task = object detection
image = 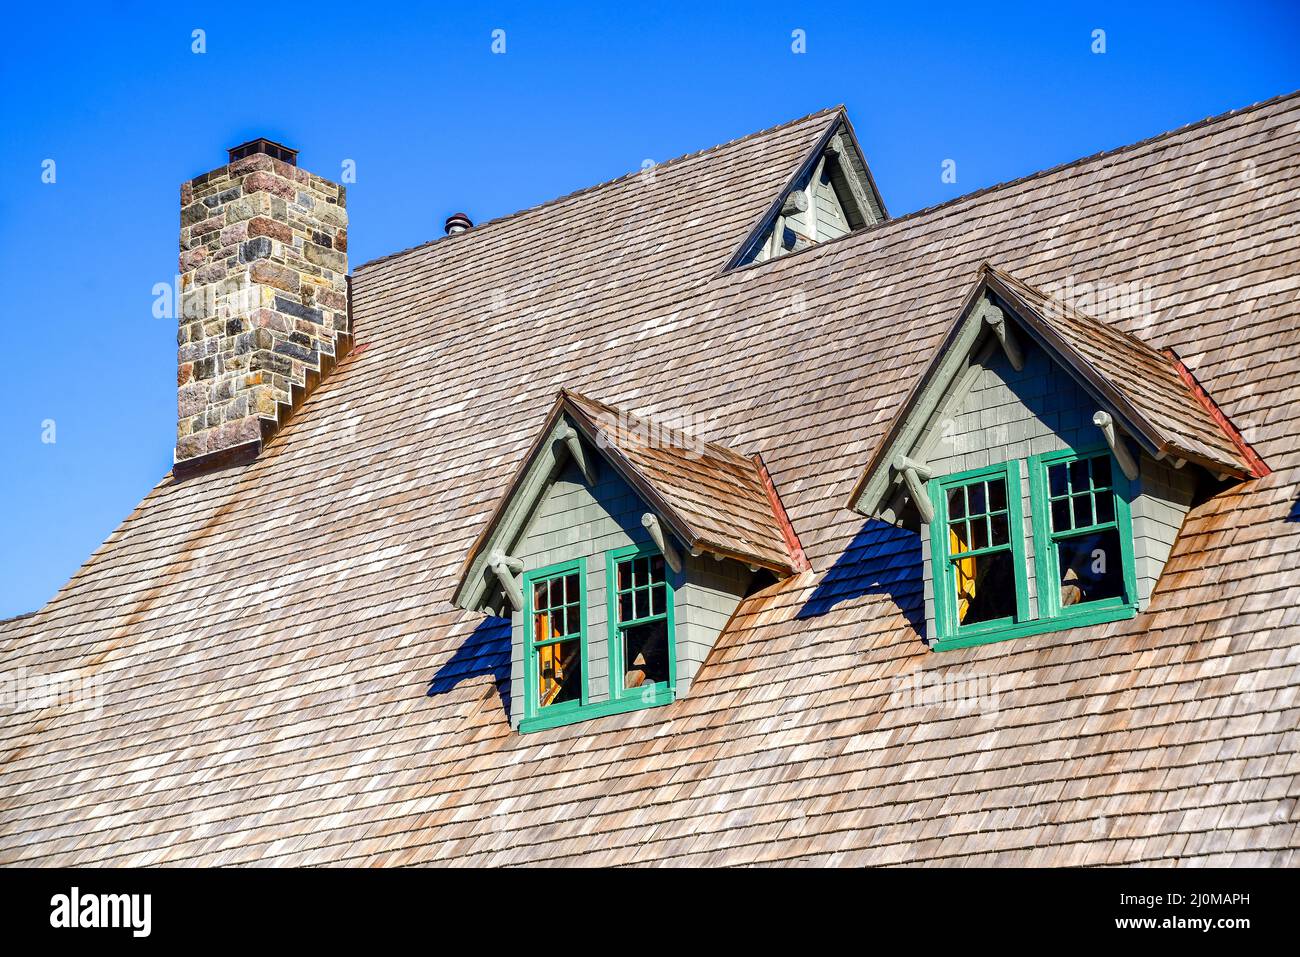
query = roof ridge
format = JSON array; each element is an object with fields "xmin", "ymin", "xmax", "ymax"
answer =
[{"xmin": 354, "ymin": 106, "xmax": 843, "ymax": 273}]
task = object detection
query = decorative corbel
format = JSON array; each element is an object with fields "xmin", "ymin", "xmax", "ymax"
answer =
[
  {"xmin": 1092, "ymin": 411, "xmax": 1139, "ymax": 481},
  {"xmin": 641, "ymin": 513, "xmax": 683, "ymax": 574},
  {"xmin": 982, "ymin": 302, "xmax": 1024, "ymax": 371},
  {"xmin": 892, "ymin": 454, "xmax": 934, "ymax": 524},
  {"xmin": 554, "ymin": 423, "xmax": 597, "ymax": 486},
  {"xmin": 488, "ymin": 550, "xmax": 524, "ymax": 612}
]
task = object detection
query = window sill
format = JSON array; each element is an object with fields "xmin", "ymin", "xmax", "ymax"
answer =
[
  {"xmin": 931, "ymin": 602, "xmax": 1137, "ymax": 652},
  {"xmin": 518, "ymin": 686, "xmax": 675, "ymax": 733}
]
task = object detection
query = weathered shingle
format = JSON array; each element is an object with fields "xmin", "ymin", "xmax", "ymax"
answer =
[{"xmin": 1, "ymin": 95, "xmax": 1297, "ymax": 866}]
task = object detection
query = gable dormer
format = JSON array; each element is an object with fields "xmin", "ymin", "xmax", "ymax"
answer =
[
  {"xmin": 728, "ymin": 111, "xmax": 888, "ymax": 269},
  {"xmin": 849, "ymin": 265, "xmax": 1267, "ymax": 651},
  {"xmin": 452, "ymin": 390, "xmax": 809, "ymax": 732}
]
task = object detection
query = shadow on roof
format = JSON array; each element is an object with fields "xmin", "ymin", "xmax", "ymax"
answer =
[
  {"xmin": 795, "ymin": 520, "xmax": 926, "ymax": 640},
  {"xmin": 427, "ymin": 615, "xmax": 513, "ymax": 722}
]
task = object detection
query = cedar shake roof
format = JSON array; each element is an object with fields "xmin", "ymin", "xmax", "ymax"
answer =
[
  {"xmin": 454, "ymin": 389, "xmax": 805, "ymax": 597},
  {"xmin": 986, "ymin": 265, "xmax": 1259, "ymax": 476},
  {"xmin": 3, "ymin": 95, "xmax": 1299, "ymax": 866}
]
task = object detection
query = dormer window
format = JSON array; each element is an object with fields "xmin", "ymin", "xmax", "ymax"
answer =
[
  {"xmin": 931, "ymin": 462, "xmax": 1027, "ymax": 637},
  {"xmin": 452, "ymin": 389, "xmax": 809, "ymax": 732},
  {"xmin": 609, "ymin": 545, "xmax": 674, "ymax": 703},
  {"xmin": 726, "ymin": 113, "xmax": 888, "ymax": 269},
  {"xmin": 849, "ymin": 264, "xmax": 1268, "ymax": 652},
  {"xmin": 524, "ymin": 560, "xmax": 587, "ymax": 720},
  {"xmin": 1030, "ymin": 448, "xmax": 1135, "ymax": 620}
]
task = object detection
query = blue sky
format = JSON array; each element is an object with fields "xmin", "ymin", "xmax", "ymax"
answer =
[{"xmin": 1, "ymin": 1, "xmax": 1297, "ymax": 619}]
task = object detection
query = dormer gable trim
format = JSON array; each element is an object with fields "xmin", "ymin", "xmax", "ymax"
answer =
[
  {"xmin": 724, "ymin": 109, "xmax": 889, "ymax": 271},
  {"xmin": 453, "ymin": 390, "xmax": 806, "ymax": 614},
  {"xmin": 849, "ymin": 264, "xmax": 1266, "ymax": 524}
]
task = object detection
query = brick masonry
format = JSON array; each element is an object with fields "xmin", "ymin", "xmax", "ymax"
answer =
[{"xmin": 175, "ymin": 149, "xmax": 349, "ymax": 464}]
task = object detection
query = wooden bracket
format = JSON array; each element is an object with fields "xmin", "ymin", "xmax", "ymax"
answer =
[
  {"xmin": 641, "ymin": 513, "xmax": 683, "ymax": 574},
  {"xmin": 892, "ymin": 454, "xmax": 934, "ymax": 524},
  {"xmin": 981, "ymin": 302, "xmax": 1024, "ymax": 371},
  {"xmin": 1092, "ymin": 411, "xmax": 1139, "ymax": 481},
  {"xmin": 488, "ymin": 550, "xmax": 524, "ymax": 612},
  {"xmin": 555, "ymin": 423, "xmax": 597, "ymax": 485}
]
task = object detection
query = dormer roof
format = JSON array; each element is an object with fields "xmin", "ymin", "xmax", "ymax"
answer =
[
  {"xmin": 452, "ymin": 389, "xmax": 808, "ymax": 613},
  {"xmin": 850, "ymin": 264, "xmax": 1268, "ymax": 520}
]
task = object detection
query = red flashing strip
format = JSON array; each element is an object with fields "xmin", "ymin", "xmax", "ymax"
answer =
[
  {"xmin": 1165, "ymin": 349, "xmax": 1271, "ymax": 478},
  {"xmin": 753, "ymin": 454, "xmax": 812, "ymax": 573}
]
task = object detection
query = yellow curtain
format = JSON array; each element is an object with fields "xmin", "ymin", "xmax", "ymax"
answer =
[{"xmin": 950, "ymin": 527, "xmax": 977, "ymax": 622}]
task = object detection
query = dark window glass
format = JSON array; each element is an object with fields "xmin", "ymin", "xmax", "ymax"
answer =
[
  {"xmin": 1051, "ymin": 498, "xmax": 1071, "ymax": 532},
  {"xmin": 953, "ymin": 550, "xmax": 1018, "ymax": 626},
  {"xmin": 948, "ymin": 487, "xmax": 966, "ymax": 519},
  {"xmin": 1049, "ymin": 463, "xmax": 1068, "ymax": 497},
  {"xmin": 622, "ymin": 620, "xmax": 670, "ymax": 689},
  {"xmin": 1056, "ymin": 528, "xmax": 1124, "ymax": 607},
  {"xmin": 990, "ymin": 513, "xmax": 1009, "ymax": 546},
  {"xmin": 651, "ymin": 585, "xmax": 666, "ymax": 616},
  {"xmin": 971, "ymin": 518, "xmax": 989, "ymax": 550},
  {"xmin": 968, "ymin": 483, "xmax": 986, "ymax": 516},
  {"xmin": 619, "ymin": 592, "xmax": 633, "ymax": 622},
  {"xmin": 1069, "ymin": 459, "xmax": 1089, "ymax": 491},
  {"xmin": 989, "ymin": 477, "xmax": 1007, "ymax": 512},
  {"xmin": 1072, "ymin": 494, "xmax": 1093, "ymax": 528},
  {"xmin": 1095, "ymin": 493, "xmax": 1115, "ymax": 524}
]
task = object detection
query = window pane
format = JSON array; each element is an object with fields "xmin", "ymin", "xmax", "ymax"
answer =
[
  {"xmin": 533, "ymin": 581, "xmax": 548, "ymax": 608},
  {"xmin": 1051, "ymin": 498, "xmax": 1071, "ymax": 532},
  {"xmin": 634, "ymin": 588, "xmax": 649, "ymax": 620},
  {"xmin": 953, "ymin": 550, "xmax": 1018, "ymax": 626},
  {"xmin": 635, "ymin": 557, "xmax": 649, "ymax": 586},
  {"xmin": 549, "ymin": 578, "xmax": 564, "ymax": 607},
  {"xmin": 968, "ymin": 482, "xmax": 987, "ymax": 517},
  {"xmin": 1072, "ymin": 494, "xmax": 1093, "ymax": 528},
  {"xmin": 538, "ymin": 639, "xmax": 582, "ymax": 707},
  {"xmin": 534, "ymin": 611, "xmax": 552, "ymax": 642},
  {"xmin": 619, "ymin": 591, "xmax": 633, "ymax": 623},
  {"xmin": 1056, "ymin": 528, "xmax": 1125, "ymax": 607},
  {"xmin": 649, "ymin": 554, "xmax": 665, "ymax": 582},
  {"xmin": 1049, "ymin": 464, "xmax": 1068, "ymax": 498},
  {"xmin": 617, "ymin": 560, "xmax": 631, "ymax": 591},
  {"xmin": 1095, "ymin": 492, "xmax": 1115, "ymax": 524},
  {"xmin": 651, "ymin": 583, "xmax": 666, "ymax": 616},
  {"xmin": 565, "ymin": 604, "xmax": 581, "ymax": 637},
  {"xmin": 564, "ymin": 573, "xmax": 579, "ymax": 604},
  {"xmin": 948, "ymin": 487, "xmax": 966, "ymax": 520},
  {"xmin": 988, "ymin": 477, "xmax": 1007, "ymax": 512},
  {"xmin": 971, "ymin": 517, "xmax": 989, "ymax": 550},
  {"xmin": 990, "ymin": 513, "xmax": 1009, "ymax": 546},
  {"xmin": 948, "ymin": 522, "xmax": 970, "ymax": 556},
  {"xmin": 1069, "ymin": 459, "xmax": 1089, "ymax": 492},
  {"xmin": 622, "ymin": 619, "xmax": 670, "ymax": 689},
  {"xmin": 1092, "ymin": 456, "xmax": 1112, "ymax": 489}
]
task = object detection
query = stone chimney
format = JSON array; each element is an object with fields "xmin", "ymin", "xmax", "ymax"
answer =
[{"xmin": 175, "ymin": 139, "xmax": 350, "ymax": 475}]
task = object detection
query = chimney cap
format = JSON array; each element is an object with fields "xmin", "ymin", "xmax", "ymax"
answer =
[
  {"xmin": 445, "ymin": 212, "xmax": 473, "ymax": 235},
  {"xmin": 228, "ymin": 138, "xmax": 298, "ymax": 166}
]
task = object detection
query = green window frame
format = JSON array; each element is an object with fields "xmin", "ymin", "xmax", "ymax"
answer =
[
  {"xmin": 1028, "ymin": 446, "xmax": 1138, "ymax": 625},
  {"xmin": 929, "ymin": 460, "xmax": 1030, "ymax": 646},
  {"xmin": 929, "ymin": 448, "xmax": 1140, "ymax": 652},
  {"xmin": 605, "ymin": 543, "xmax": 676, "ymax": 708},
  {"xmin": 521, "ymin": 558, "xmax": 588, "ymax": 727}
]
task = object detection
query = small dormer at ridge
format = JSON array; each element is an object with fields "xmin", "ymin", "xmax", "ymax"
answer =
[
  {"xmin": 728, "ymin": 111, "xmax": 888, "ymax": 269},
  {"xmin": 849, "ymin": 265, "xmax": 1268, "ymax": 652},
  {"xmin": 452, "ymin": 390, "xmax": 809, "ymax": 732}
]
